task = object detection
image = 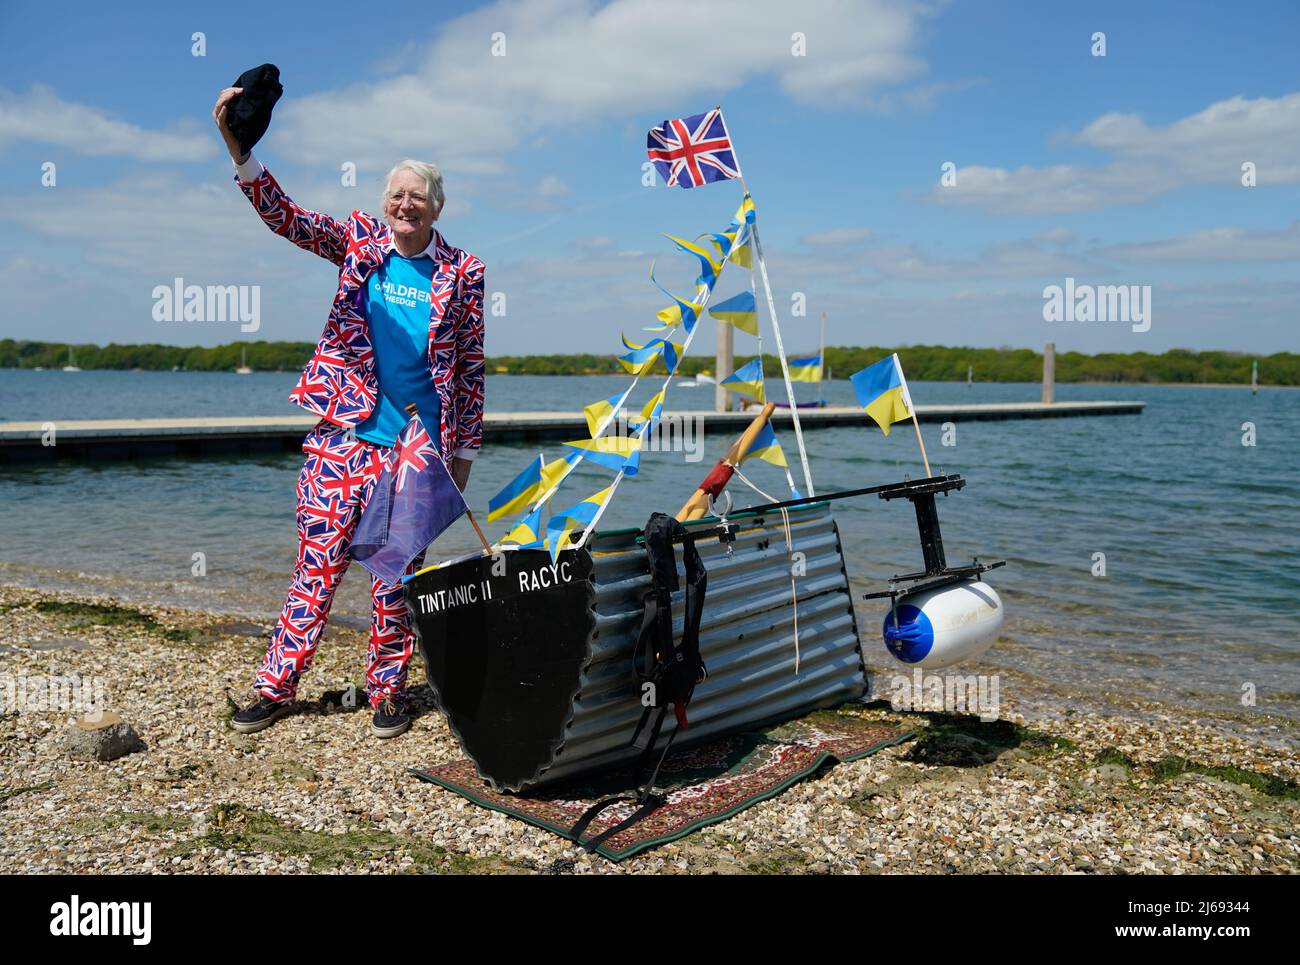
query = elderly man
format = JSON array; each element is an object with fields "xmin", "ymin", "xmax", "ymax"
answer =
[{"xmin": 213, "ymin": 86, "xmax": 485, "ymax": 738}]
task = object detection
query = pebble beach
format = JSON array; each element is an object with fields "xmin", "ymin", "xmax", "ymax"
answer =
[{"xmin": 2, "ymin": 584, "xmax": 1296, "ymax": 875}]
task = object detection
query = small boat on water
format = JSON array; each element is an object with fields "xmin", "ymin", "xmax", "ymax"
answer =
[
  {"xmin": 235, "ymin": 348, "xmax": 252, "ymax": 375},
  {"xmin": 62, "ymin": 347, "xmax": 81, "ymax": 372},
  {"xmin": 677, "ymin": 372, "xmax": 716, "ymax": 388}
]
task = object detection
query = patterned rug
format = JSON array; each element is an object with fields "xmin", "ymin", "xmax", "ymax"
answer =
[{"xmin": 410, "ymin": 714, "xmax": 913, "ymax": 861}]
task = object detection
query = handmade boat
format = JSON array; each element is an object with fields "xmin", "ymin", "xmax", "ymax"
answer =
[
  {"xmin": 405, "ymin": 168, "xmax": 1006, "ymax": 796},
  {"xmin": 408, "ymin": 499, "xmax": 864, "ymax": 792}
]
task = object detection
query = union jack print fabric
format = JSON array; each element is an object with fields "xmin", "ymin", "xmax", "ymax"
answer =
[
  {"xmin": 646, "ymin": 108, "xmax": 741, "ymax": 189},
  {"xmin": 253, "ymin": 422, "xmax": 427, "ymax": 707},
  {"xmin": 235, "ymin": 166, "xmax": 486, "ymax": 461}
]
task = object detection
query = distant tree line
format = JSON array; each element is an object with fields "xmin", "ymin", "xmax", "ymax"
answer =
[{"xmin": 2, "ymin": 339, "xmax": 1295, "ymax": 385}]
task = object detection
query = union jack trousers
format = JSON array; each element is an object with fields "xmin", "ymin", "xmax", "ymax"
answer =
[{"xmin": 253, "ymin": 420, "xmax": 426, "ymax": 708}]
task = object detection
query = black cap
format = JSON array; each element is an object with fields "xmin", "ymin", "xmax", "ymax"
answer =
[{"xmin": 225, "ymin": 63, "xmax": 283, "ymax": 156}]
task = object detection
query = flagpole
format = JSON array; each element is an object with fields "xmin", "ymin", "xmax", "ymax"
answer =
[
  {"xmin": 405, "ymin": 402, "xmax": 493, "ymax": 555},
  {"xmin": 746, "ymin": 211, "xmax": 815, "ymax": 497},
  {"xmin": 887, "ymin": 360, "xmax": 932, "ymax": 478},
  {"xmin": 573, "ymin": 229, "xmax": 740, "ymax": 546},
  {"xmin": 910, "ymin": 412, "xmax": 932, "ymax": 477},
  {"xmin": 465, "ymin": 509, "xmax": 493, "ymax": 554},
  {"xmin": 819, "ymin": 311, "xmax": 826, "ymax": 401},
  {"xmin": 730, "ymin": 156, "xmax": 816, "ymax": 497}
]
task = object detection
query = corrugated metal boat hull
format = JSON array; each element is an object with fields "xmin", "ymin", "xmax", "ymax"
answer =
[{"xmin": 408, "ymin": 502, "xmax": 867, "ymax": 792}]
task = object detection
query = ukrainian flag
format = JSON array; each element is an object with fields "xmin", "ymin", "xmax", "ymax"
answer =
[
  {"xmin": 500, "ymin": 506, "xmax": 546, "ymax": 550},
  {"xmin": 619, "ymin": 334, "xmax": 681, "ymax": 375},
  {"xmin": 561, "ymin": 435, "xmax": 643, "ymax": 473},
  {"xmin": 708, "ymin": 289, "xmax": 758, "ymax": 336},
  {"xmin": 649, "ymin": 263, "xmax": 700, "ymax": 334},
  {"xmin": 740, "ymin": 422, "xmax": 787, "ymax": 468},
  {"xmin": 583, "ymin": 391, "xmax": 624, "ymax": 437},
  {"xmin": 665, "ymin": 234, "xmax": 720, "ymax": 290},
  {"xmin": 721, "ymin": 357, "xmax": 765, "ymax": 402},
  {"xmin": 628, "ymin": 390, "xmax": 665, "ymax": 434},
  {"xmin": 487, "ymin": 455, "xmax": 542, "ymax": 523},
  {"xmin": 788, "ymin": 353, "xmax": 822, "ymax": 383},
  {"xmin": 487, "ymin": 454, "xmax": 574, "ymax": 523},
  {"xmin": 546, "ymin": 486, "xmax": 613, "ymax": 561},
  {"xmin": 727, "ymin": 196, "xmax": 755, "ymax": 268},
  {"xmin": 850, "ymin": 353, "xmax": 914, "ymax": 436}
]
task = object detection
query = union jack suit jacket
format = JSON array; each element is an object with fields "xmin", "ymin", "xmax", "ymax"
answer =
[{"xmin": 235, "ymin": 166, "xmax": 485, "ymax": 462}]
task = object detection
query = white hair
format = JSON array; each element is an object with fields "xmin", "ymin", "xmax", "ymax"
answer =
[{"xmin": 382, "ymin": 160, "xmax": 445, "ymax": 211}]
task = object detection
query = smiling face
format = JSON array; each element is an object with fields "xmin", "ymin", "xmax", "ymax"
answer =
[{"xmin": 383, "ymin": 168, "xmax": 441, "ymax": 248}]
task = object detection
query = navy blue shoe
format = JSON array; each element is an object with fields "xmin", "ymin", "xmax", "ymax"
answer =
[
  {"xmin": 231, "ymin": 694, "xmax": 294, "ymax": 734},
  {"xmin": 371, "ymin": 696, "xmax": 411, "ymax": 739}
]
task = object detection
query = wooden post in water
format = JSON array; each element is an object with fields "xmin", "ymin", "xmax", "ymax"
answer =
[
  {"xmin": 1042, "ymin": 342, "xmax": 1056, "ymax": 405},
  {"xmin": 715, "ymin": 315, "xmax": 733, "ymax": 413}
]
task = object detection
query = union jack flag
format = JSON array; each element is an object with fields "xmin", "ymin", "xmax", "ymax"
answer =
[
  {"xmin": 350, "ymin": 413, "xmax": 468, "ymax": 585},
  {"xmin": 646, "ymin": 108, "xmax": 741, "ymax": 189}
]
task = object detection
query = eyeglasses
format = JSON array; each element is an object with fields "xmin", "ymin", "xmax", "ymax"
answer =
[{"xmin": 386, "ymin": 190, "xmax": 430, "ymax": 206}]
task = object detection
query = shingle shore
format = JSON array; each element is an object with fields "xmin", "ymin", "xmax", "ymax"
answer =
[{"xmin": 1, "ymin": 585, "xmax": 1295, "ymax": 875}]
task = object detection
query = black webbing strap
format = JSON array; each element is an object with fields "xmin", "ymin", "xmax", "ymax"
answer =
[
  {"xmin": 568, "ymin": 703, "xmax": 682, "ymax": 853},
  {"xmin": 566, "ymin": 512, "xmax": 710, "ymax": 855}
]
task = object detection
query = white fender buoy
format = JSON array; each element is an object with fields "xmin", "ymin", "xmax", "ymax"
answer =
[{"xmin": 882, "ymin": 579, "xmax": 1004, "ymax": 669}]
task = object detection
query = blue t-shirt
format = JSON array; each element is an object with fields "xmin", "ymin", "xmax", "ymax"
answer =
[{"xmin": 355, "ymin": 250, "xmax": 443, "ymax": 447}]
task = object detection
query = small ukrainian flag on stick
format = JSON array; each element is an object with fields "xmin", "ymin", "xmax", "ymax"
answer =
[{"xmin": 850, "ymin": 353, "xmax": 932, "ymax": 476}]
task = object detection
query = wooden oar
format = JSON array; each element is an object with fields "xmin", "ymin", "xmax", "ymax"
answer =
[{"xmin": 675, "ymin": 402, "xmax": 777, "ymax": 521}]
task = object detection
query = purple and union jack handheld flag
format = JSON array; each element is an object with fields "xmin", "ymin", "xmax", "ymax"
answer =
[
  {"xmin": 351, "ymin": 413, "xmax": 468, "ymax": 586},
  {"xmin": 647, "ymin": 108, "xmax": 741, "ymax": 190}
]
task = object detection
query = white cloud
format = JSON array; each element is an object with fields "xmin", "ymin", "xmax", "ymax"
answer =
[
  {"xmin": 1034, "ymin": 227, "xmax": 1075, "ymax": 244},
  {"xmin": 801, "ymin": 227, "xmax": 875, "ymax": 246},
  {"xmin": 772, "ymin": 234, "xmax": 1092, "ymax": 283},
  {"xmin": 929, "ymin": 92, "xmax": 1300, "ymax": 214},
  {"xmin": 0, "ymin": 85, "xmax": 214, "ymax": 162},
  {"xmin": 269, "ymin": 0, "xmax": 939, "ymax": 176},
  {"xmin": 538, "ymin": 175, "xmax": 570, "ymax": 198},
  {"xmin": 1098, "ymin": 222, "xmax": 1300, "ymax": 263}
]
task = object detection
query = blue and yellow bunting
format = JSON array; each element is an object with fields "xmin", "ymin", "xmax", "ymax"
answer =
[
  {"xmin": 500, "ymin": 506, "xmax": 546, "ymax": 550},
  {"xmin": 561, "ymin": 435, "xmax": 643, "ymax": 473},
  {"xmin": 725, "ymin": 197, "xmax": 756, "ymax": 268},
  {"xmin": 619, "ymin": 334, "xmax": 681, "ymax": 375},
  {"xmin": 488, "ymin": 453, "xmax": 576, "ymax": 522},
  {"xmin": 648, "ymin": 262, "xmax": 701, "ymax": 336},
  {"xmin": 664, "ymin": 234, "xmax": 721, "ymax": 291},
  {"xmin": 708, "ymin": 289, "xmax": 758, "ymax": 336},
  {"xmin": 740, "ymin": 422, "xmax": 787, "ymax": 468},
  {"xmin": 487, "ymin": 454, "xmax": 542, "ymax": 523},
  {"xmin": 628, "ymin": 390, "xmax": 665, "ymax": 435},
  {"xmin": 583, "ymin": 391, "xmax": 624, "ymax": 437},
  {"xmin": 721, "ymin": 357, "xmax": 766, "ymax": 402},
  {"xmin": 546, "ymin": 486, "xmax": 613, "ymax": 562}
]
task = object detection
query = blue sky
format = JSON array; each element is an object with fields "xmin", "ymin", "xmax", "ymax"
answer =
[{"xmin": 1, "ymin": 0, "xmax": 1297, "ymax": 357}]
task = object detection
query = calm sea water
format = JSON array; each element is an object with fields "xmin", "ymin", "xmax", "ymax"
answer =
[{"xmin": 2, "ymin": 370, "xmax": 1297, "ymax": 733}]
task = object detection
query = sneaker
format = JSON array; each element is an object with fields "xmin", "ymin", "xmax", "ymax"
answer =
[
  {"xmin": 371, "ymin": 696, "xmax": 411, "ymax": 739},
  {"xmin": 231, "ymin": 694, "xmax": 295, "ymax": 734}
]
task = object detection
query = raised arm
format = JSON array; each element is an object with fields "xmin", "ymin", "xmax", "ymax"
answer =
[{"xmin": 213, "ymin": 87, "xmax": 347, "ymax": 267}]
